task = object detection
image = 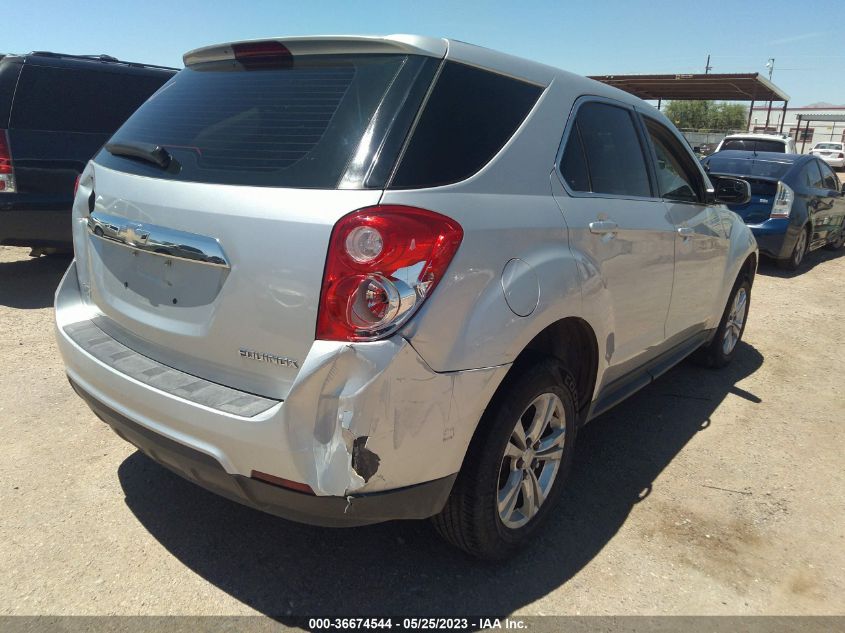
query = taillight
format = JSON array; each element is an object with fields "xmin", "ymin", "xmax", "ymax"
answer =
[
  {"xmin": 839, "ymin": 153, "xmax": 845, "ymax": 159},
  {"xmin": 73, "ymin": 174, "xmax": 81, "ymax": 196},
  {"xmin": 317, "ymin": 205, "xmax": 463, "ymax": 342},
  {"xmin": 251, "ymin": 470, "xmax": 314, "ymax": 495},
  {"xmin": 0, "ymin": 129, "xmax": 15, "ymax": 193},
  {"xmin": 770, "ymin": 181, "xmax": 794, "ymax": 218},
  {"xmin": 232, "ymin": 41, "xmax": 292, "ymax": 68}
]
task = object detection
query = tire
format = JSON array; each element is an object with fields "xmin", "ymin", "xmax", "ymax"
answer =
[
  {"xmin": 692, "ymin": 275, "xmax": 751, "ymax": 369},
  {"xmin": 777, "ymin": 226, "xmax": 809, "ymax": 270},
  {"xmin": 432, "ymin": 358, "xmax": 578, "ymax": 560},
  {"xmin": 824, "ymin": 229, "xmax": 845, "ymax": 251}
]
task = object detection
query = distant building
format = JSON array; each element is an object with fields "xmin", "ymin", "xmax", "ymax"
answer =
[{"xmin": 748, "ymin": 103, "xmax": 845, "ymax": 152}]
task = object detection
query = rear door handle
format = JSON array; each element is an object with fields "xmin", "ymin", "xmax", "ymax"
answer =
[
  {"xmin": 589, "ymin": 220, "xmax": 618, "ymax": 234},
  {"xmin": 677, "ymin": 226, "xmax": 694, "ymax": 237}
]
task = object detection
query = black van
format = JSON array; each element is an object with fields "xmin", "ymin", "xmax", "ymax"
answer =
[{"xmin": 0, "ymin": 52, "xmax": 176, "ymax": 253}]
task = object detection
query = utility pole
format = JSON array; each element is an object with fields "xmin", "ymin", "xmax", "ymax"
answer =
[
  {"xmin": 705, "ymin": 54, "xmax": 712, "ymax": 74},
  {"xmin": 766, "ymin": 58, "xmax": 775, "ymax": 80}
]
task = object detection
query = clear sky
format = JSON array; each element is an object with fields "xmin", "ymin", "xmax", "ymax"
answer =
[{"xmin": 10, "ymin": 0, "xmax": 844, "ymax": 107}]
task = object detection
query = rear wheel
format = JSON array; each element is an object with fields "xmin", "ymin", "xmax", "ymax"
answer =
[
  {"xmin": 432, "ymin": 358, "xmax": 577, "ymax": 559},
  {"xmin": 692, "ymin": 275, "xmax": 751, "ymax": 368},
  {"xmin": 778, "ymin": 226, "xmax": 809, "ymax": 270}
]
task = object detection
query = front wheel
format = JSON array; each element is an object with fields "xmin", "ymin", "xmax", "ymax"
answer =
[
  {"xmin": 692, "ymin": 275, "xmax": 751, "ymax": 368},
  {"xmin": 432, "ymin": 359, "xmax": 578, "ymax": 559},
  {"xmin": 824, "ymin": 229, "xmax": 845, "ymax": 251}
]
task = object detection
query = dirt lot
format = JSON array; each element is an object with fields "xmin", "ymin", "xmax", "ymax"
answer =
[{"xmin": 1, "ymin": 243, "xmax": 843, "ymax": 617}]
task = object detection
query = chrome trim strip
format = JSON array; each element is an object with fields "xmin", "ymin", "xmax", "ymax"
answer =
[{"xmin": 87, "ymin": 211, "xmax": 230, "ymax": 269}]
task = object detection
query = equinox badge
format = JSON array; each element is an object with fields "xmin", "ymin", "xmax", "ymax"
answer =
[{"xmin": 239, "ymin": 348, "xmax": 299, "ymax": 369}]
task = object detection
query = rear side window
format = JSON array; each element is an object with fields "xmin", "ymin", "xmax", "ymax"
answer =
[
  {"xmin": 560, "ymin": 101, "xmax": 652, "ymax": 198},
  {"xmin": 389, "ymin": 62, "xmax": 542, "ymax": 189},
  {"xmin": 10, "ymin": 64, "xmax": 170, "ymax": 133},
  {"xmin": 803, "ymin": 161, "xmax": 824, "ymax": 189},
  {"xmin": 96, "ymin": 55, "xmax": 415, "ymax": 189},
  {"xmin": 720, "ymin": 138, "xmax": 785, "ymax": 153},
  {"xmin": 559, "ymin": 127, "xmax": 590, "ymax": 191},
  {"xmin": 818, "ymin": 161, "xmax": 840, "ymax": 191}
]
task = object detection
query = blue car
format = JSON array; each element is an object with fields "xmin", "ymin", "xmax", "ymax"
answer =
[{"xmin": 703, "ymin": 150, "xmax": 845, "ymax": 270}]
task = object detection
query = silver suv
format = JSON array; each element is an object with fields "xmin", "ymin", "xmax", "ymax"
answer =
[{"xmin": 56, "ymin": 35, "xmax": 758, "ymax": 559}]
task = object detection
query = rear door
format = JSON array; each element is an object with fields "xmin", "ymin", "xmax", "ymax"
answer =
[
  {"xmin": 816, "ymin": 159, "xmax": 845, "ymax": 242},
  {"xmin": 802, "ymin": 159, "xmax": 836, "ymax": 246},
  {"xmin": 75, "ymin": 50, "xmax": 440, "ymax": 400},
  {"xmin": 640, "ymin": 114, "xmax": 728, "ymax": 338},
  {"xmin": 552, "ymin": 98, "xmax": 675, "ymax": 381}
]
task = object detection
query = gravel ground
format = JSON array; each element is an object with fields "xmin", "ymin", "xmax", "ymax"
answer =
[{"xmin": 1, "ymin": 244, "xmax": 843, "ymax": 617}]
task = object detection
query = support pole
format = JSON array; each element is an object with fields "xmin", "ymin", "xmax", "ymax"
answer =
[
  {"xmin": 747, "ymin": 100, "xmax": 755, "ymax": 131},
  {"xmin": 765, "ymin": 100, "xmax": 773, "ymax": 131},
  {"xmin": 779, "ymin": 102, "xmax": 787, "ymax": 133},
  {"xmin": 801, "ymin": 119, "xmax": 810, "ymax": 153},
  {"xmin": 657, "ymin": 98, "xmax": 661, "ymax": 111}
]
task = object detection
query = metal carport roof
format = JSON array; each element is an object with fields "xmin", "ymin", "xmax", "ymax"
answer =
[
  {"xmin": 795, "ymin": 113, "xmax": 845, "ymax": 123},
  {"xmin": 588, "ymin": 73, "xmax": 790, "ymax": 103},
  {"xmin": 793, "ymin": 113, "xmax": 845, "ymax": 151}
]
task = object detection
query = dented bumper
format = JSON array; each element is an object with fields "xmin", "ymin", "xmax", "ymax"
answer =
[
  {"xmin": 69, "ymin": 379, "xmax": 456, "ymax": 526},
  {"xmin": 55, "ymin": 262, "xmax": 509, "ymax": 520}
]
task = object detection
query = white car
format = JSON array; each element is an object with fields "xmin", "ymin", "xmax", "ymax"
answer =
[
  {"xmin": 56, "ymin": 34, "xmax": 758, "ymax": 559},
  {"xmin": 809, "ymin": 142, "xmax": 845, "ymax": 170},
  {"xmin": 715, "ymin": 133, "xmax": 797, "ymax": 154}
]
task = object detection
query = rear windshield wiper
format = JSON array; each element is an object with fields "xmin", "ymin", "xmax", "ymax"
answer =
[{"xmin": 105, "ymin": 141, "xmax": 179, "ymax": 171}]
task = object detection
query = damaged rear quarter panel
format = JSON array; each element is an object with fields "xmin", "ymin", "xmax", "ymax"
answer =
[{"xmin": 282, "ymin": 338, "xmax": 509, "ymax": 496}]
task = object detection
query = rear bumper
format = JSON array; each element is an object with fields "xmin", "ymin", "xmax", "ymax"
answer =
[
  {"xmin": 69, "ymin": 377, "xmax": 456, "ymax": 526},
  {"xmin": 55, "ymin": 261, "xmax": 509, "ymax": 521},
  {"xmin": 0, "ymin": 195, "xmax": 72, "ymax": 246},
  {"xmin": 747, "ymin": 218, "xmax": 795, "ymax": 259}
]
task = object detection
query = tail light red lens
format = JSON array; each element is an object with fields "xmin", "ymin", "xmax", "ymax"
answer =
[
  {"xmin": 317, "ymin": 205, "xmax": 463, "ymax": 341},
  {"xmin": 251, "ymin": 470, "xmax": 315, "ymax": 495},
  {"xmin": 0, "ymin": 129, "xmax": 15, "ymax": 193},
  {"xmin": 73, "ymin": 174, "xmax": 81, "ymax": 196},
  {"xmin": 232, "ymin": 41, "xmax": 293, "ymax": 68}
]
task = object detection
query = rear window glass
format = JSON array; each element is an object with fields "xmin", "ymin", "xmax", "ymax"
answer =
[
  {"xmin": 10, "ymin": 64, "xmax": 171, "ymax": 133},
  {"xmin": 720, "ymin": 138, "xmax": 785, "ymax": 153},
  {"xmin": 0, "ymin": 59, "xmax": 20, "ymax": 127},
  {"xmin": 95, "ymin": 55, "xmax": 411, "ymax": 188},
  {"xmin": 815, "ymin": 143, "xmax": 843, "ymax": 150},
  {"xmin": 389, "ymin": 62, "xmax": 542, "ymax": 189},
  {"xmin": 704, "ymin": 155, "xmax": 793, "ymax": 179}
]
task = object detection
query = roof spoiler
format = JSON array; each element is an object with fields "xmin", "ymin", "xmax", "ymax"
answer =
[{"xmin": 183, "ymin": 34, "xmax": 448, "ymax": 67}]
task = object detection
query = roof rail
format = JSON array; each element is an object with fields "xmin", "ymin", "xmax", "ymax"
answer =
[{"xmin": 28, "ymin": 51, "xmax": 179, "ymax": 71}]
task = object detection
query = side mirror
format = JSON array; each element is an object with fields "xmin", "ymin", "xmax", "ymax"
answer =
[{"xmin": 712, "ymin": 176, "xmax": 751, "ymax": 206}]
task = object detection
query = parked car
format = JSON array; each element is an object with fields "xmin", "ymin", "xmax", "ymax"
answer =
[
  {"xmin": 702, "ymin": 150, "xmax": 845, "ymax": 269},
  {"xmin": 809, "ymin": 141, "xmax": 845, "ymax": 170},
  {"xmin": 714, "ymin": 132, "xmax": 797, "ymax": 154},
  {"xmin": 56, "ymin": 35, "xmax": 758, "ymax": 559},
  {"xmin": 0, "ymin": 52, "xmax": 176, "ymax": 253}
]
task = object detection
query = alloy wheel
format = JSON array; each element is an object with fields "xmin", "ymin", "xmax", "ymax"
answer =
[
  {"xmin": 497, "ymin": 393, "xmax": 567, "ymax": 529},
  {"xmin": 722, "ymin": 287, "xmax": 748, "ymax": 355},
  {"xmin": 793, "ymin": 230, "xmax": 807, "ymax": 267}
]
